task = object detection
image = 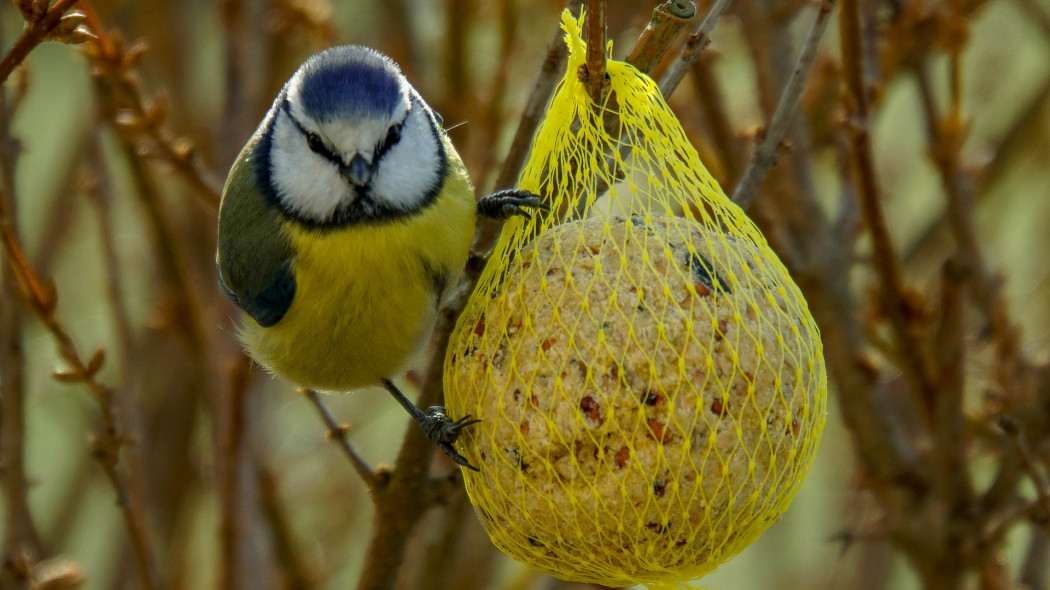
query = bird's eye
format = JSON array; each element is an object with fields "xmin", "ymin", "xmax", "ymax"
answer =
[
  {"xmin": 306, "ymin": 133, "xmax": 328, "ymax": 156},
  {"xmin": 384, "ymin": 123, "xmax": 403, "ymax": 149}
]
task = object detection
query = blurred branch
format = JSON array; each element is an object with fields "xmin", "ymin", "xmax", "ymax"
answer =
[
  {"xmin": 931, "ymin": 259, "xmax": 972, "ymax": 503},
  {"xmin": 731, "ymin": 0, "xmax": 838, "ymax": 210},
  {"xmin": 257, "ymin": 463, "xmax": 318, "ymax": 590},
  {"xmin": 82, "ymin": 132, "xmax": 136, "ymax": 367},
  {"xmin": 270, "ymin": 0, "xmax": 336, "ymax": 48},
  {"xmin": 31, "ymin": 146, "xmax": 86, "ymax": 274},
  {"xmin": 0, "ymin": 182, "xmax": 160, "ymax": 589},
  {"xmin": 1015, "ymin": 0, "xmax": 1050, "ymax": 39},
  {"xmin": 690, "ymin": 53, "xmax": 743, "ymax": 187},
  {"xmin": 79, "ymin": 3, "xmax": 223, "ymax": 208},
  {"xmin": 839, "ymin": 0, "xmax": 936, "ymax": 412},
  {"xmin": 0, "ymin": 55, "xmax": 42, "ymax": 586},
  {"xmin": 625, "ymin": 1, "xmax": 695, "ymax": 75},
  {"xmin": 657, "ymin": 0, "xmax": 732, "ymax": 97},
  {"xmin": 999, "ymin": 418, "xmax": 1050, "ymax": 521},
  {"xmin": 1021, "ymin": 526, "xmax": 1050, "ymax": 590},
  {"xmin": 219, "ymin": 353, "xmax": 254, "ymax": 590},
  {"xmin": 471, "ymin": 0, "xmax": 517, "ymax": 187},
  {"xmin": 0, "ymin": 0, "xmax": 83, "ymax": 84},
  {"xmin": 903, "ymin": 74, "xmax": 1050, "ymax": 266},
  {"xmin": 303, "ymin": 388, "xmax": 377, "ymax": 490},
  {"xmin": 914, "ymin": 62, "xmax": 1024, "ymax": 392}
]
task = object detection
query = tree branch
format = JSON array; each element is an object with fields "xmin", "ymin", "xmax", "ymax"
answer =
[
  {"xmin": 625, "ymin": 0, "xmax": 695, "ymax": 75},
  {"xmin": 0, "ymin": 0, "xmax": 82, "ymax": 84},
  {"xmin": 658, "ymin": 0, "xmax": 732, "ymax": 97}
]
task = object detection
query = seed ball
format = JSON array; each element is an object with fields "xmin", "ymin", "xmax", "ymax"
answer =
[{"xmin": 446, "ymin": 214, "xmax": 826, "ymax": 587}]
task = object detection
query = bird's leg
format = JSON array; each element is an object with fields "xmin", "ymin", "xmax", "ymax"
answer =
[
  {"xmin": 382, "ymin": 379, "xmax": 481, "ymax": 471},
  {"xmin": 476, "ymin": 189, "xmax": 548, "ymax": 220}
]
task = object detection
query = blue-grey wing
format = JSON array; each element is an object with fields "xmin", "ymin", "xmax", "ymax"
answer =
[{"xmin": 216, "ymin": 143, "xmax": 297, "ymax": 328}]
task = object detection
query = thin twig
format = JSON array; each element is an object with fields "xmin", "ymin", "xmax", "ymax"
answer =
[
  {"xmin": 625, "ymin": 0, "xmax": 696, "ymax": 75},
  {"xmin": 218, "ymin": 353, "xmax": 253, "ymax": 590},
  {"xmin": 303, "ymin": 389, "xmax": 377, "ymax": 490},
  {"xmin": 583, "ymin": 0, "xmax": 606, "ymax": 103},
  {"xmin": 999, "ymin": 418, "xmax": 1050, "ymax": 523},
  {"xmin": 0, "ymin": 0, "xmax": 82, "ymax": 84},
  {"xmin": 731, "ymin": 0, "xmax": 838, "ymax": 210},
  {"xmin": 657, "ymin": 0, "xmax": 732, "ymax": 97}
]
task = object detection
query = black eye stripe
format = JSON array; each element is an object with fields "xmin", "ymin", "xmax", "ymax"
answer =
[
  {"xmin": 281, "ymin": 101, "xmax": 341, "ymax": 164},
  {"xmin": 378, "ymin": 122, "xmax": 403, "ymax": 156}
]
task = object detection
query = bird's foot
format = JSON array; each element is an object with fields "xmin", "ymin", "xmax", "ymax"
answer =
[
  {"xmin": 477, "ymin": 189, "xmax": 548, "ymax": 221},
  {"xmin": 420, "ymin": 406, "xmax": 481, "ymax": 471}
]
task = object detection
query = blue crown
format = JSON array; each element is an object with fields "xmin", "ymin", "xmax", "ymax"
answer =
[{"xmin": 296, "ymin": 46, "xmax": 403, "ymax": 120}]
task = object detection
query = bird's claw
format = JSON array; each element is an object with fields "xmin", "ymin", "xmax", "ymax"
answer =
[
  {"xmin": 421, "ymin": 405, "xmax": 481, "ymax": 471},
  {"xmin": 477, "ymin": 189, "xmax": 548, "ymax": 221}
]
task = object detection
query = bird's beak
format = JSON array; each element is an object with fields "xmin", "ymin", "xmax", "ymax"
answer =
[{"xmin": 342, "ymin": 154, "xmax": 373, "ymax": 187}]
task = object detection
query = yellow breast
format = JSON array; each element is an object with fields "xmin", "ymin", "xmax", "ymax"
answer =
[{"xmin": 242, "ymin": 170, "xmax": 476, "ymax": 391}]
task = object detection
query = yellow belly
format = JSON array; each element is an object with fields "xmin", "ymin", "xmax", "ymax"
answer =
[{"xmin": 242, "ymin": 181, "xmax": 475, "ymax": 391}]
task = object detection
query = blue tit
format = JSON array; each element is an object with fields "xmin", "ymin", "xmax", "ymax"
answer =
[{"xmin": 216, "ymin": 45, "xmax": 543, "ymax": 470}]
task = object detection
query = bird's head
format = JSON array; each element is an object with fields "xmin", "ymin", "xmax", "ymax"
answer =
[{"xmin": 262, "ymin": 45, "xmax": 446, "ymax": 226}]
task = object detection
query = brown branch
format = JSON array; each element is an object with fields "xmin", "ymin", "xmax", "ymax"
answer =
[
  {"xmin": 0, "ymin": 0, "xmax": 82, "ymax": 84},
  {"xmin": 625, "ymin": 1, "xmax": 695, "ymax": 75},
  {"xmin": 731, "ymin": 0, "xmax": 838, "ymax": 210},
  {"xmin": 1020, "ymin": 526, "xmax": 1050, "ymax": 590},
  {"xmin": 583, "ymin": 0, "xmax": 606, "ymax": 104},
  {"xmin": 0, "ymin": 185, "xmax": 160, "ymax": 590},
  {"xmin": 257, "ymin": 463, "xmax": 318, "ymax": 590},
  {"xmin": 0, "ymin": 71, "xmax": 42, "ymax": 583},
  {"xmin": 353, "ymin": 309, "xmax": 466, "ymax": 590},
  {"xmin": 219, "ymin": 353, "xmax": 253, "ymax": 590},
  {"xmin": 839, "ymin": 0, "xmax": 937, "ymax": 412},
  {"xmin": 303, "ymin": 388, "xmax": 377, "ymax": 491},
  {"xmin": 931, "ymin": 258, "xmax": 973, "ymax": 504},
  {"xmin": 657, "ymin": 0, "xmax": 732, "ymax": 97}
]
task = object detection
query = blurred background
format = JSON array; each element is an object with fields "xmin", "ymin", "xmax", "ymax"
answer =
[{"xmin": 1, "ymin": 0, "xmax": 1049, "ymax": 589}]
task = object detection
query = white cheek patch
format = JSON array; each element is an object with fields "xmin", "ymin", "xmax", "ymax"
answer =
[
  {"xmin": 270, "ymin": 111, "xmax": 348, "ymax": 220},
  {"xmin": 370, "ymin": 99, "xmax": 443, "ymax": 211}
]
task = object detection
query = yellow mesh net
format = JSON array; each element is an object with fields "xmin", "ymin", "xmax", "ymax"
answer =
[{"xmin": 444, "ymin": 11, "xmax": 827, "ymax": 588}]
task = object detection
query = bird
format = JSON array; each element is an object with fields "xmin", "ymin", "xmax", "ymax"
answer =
[{"xmin": 216, "ymin": 45, "xmax": 543, "ymax": 470}]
